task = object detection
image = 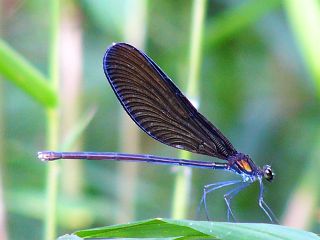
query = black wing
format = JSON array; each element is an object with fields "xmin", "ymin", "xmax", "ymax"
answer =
[{"xmin": 103, "ymin": 43, "xmax": 237, "ymax": 160}]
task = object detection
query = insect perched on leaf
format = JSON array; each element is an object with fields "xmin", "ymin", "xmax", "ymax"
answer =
[{"xmin": 38, "ymin": 43, "xmax": 277, "ymax": 222}]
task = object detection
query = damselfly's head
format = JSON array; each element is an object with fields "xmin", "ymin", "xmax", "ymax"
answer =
[{"xmin": 262, "ymin": 165, "xmax": 274, "ymax": 182}]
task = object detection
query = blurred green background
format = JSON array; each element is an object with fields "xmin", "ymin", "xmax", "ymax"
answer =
[{"xmin": 0, "ymin": 0, "xmax": 320, "ymax": 239}]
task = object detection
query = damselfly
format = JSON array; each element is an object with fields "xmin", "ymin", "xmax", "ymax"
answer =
[{"xmin": 38, "ymin": 43, "xmax": 277, "ymax": 222}]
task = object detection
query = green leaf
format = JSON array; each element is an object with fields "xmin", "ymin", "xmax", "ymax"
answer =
[
  {"xmin": 0, "ymin": 39, "xmax": 57, "ymax": 108},
  {"xmin": 73, "ymin": 218, "xmax": 320, "ymax": 240},
  {"xmin": 284, "ymin": 0, "xmax": 320, "ymax": 97},
  {"xmin": 205, "ymin": 0, "xmax": 281, "ymax": 47}
]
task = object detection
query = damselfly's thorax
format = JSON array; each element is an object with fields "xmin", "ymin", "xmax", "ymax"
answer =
[
  {"xmin": 227, "ymin": 153, "xmax": 274, "ymax": 182},
  {"xmin": 227, "ymin": 153, "xmax": 257, "ymax": 175}
]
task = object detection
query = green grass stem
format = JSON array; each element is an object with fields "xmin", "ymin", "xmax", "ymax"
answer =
[
  {"xmin": 171, "ymin": 0, "xmax": 207, "ymax": 219},
  {"xmin": 44, "ymin": 0, "xmax": 60, "ymax": 239},
  {"xmin": 282, "ymin": 0, "xmax": 320, "ymax": 228}
]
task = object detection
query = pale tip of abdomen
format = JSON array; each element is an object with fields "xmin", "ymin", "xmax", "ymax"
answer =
[{"xmin": 37, "ymin": 151, "xmax": 61, "ymax": 161}]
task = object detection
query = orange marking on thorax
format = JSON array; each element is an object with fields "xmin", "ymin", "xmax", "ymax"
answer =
[{"xmin": 237, "ymin": 160, "xmax": 252, "ymax": 172}]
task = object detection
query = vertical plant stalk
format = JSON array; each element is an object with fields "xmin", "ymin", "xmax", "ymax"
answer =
[
  {"xmin": 44, "ymin": 0, "xmax": 60, "ymax": 239},
  {"xmin": 116, "ymin": 0, "xmax": 148, "ymax": 223},
  {"xmin": 283, "ymin": 0, "xmax": 320, "ymax": 228},
  {"xmin": 59, "ymin": 1, "xmax": 84, "ymax": 199},
  {"xmin": 0, "ymin": 1, "xmax": 8, "ymax": 239},
  {"xmin": 0, "ymin": 89, "xmax": 7, "ymax": 240},
  {"xmin": 0, "ymin": 80, "xmax": 7, "ymax": 239},
  {"xmin": 171, "ymin": 0, "xmax": 207, "ymax": 219}
]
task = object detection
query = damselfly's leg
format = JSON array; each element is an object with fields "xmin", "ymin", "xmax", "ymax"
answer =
[
  {"xmin": 258, "ymin": 179, "xmax": 279, "ymax": 223},
  {"xmin": 198, "ymin": 180, "xmax": 242, "ymax": 220},
  {"xmin": 224, "ymin": 182, "xmax": 251, "ymax": 222}
]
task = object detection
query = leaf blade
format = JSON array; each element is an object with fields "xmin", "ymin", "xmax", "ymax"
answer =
[
  {"xmin": 73, "ymin": 218, "xmax": 320, "ymax": 240},
  {"xmin": 0, "ymin": 39, "xmax": 57, "ymax": 108}
]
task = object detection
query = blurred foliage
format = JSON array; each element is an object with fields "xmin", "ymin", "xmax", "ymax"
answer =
[
  {"xmin": 0, "ymin": 0, "xmax": 319, "ymax": 239},
  {"xmin": 0, "ymin": 39, "xmax": 57, "ymax": 108}
]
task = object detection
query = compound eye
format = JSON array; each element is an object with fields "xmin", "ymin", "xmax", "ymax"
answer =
[{"xmin": 263, "ymin": 165, "xmax": 274, "ymax": 182}]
